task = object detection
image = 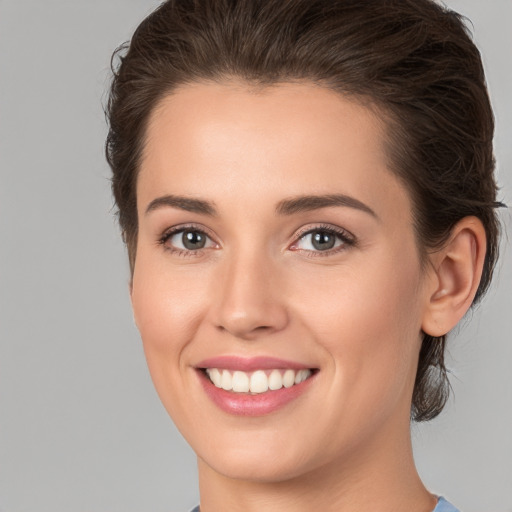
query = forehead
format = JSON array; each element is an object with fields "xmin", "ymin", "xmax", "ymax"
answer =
[{"xmin": 139, "ymin": 80, "xmax": 410, "ymax": 222}]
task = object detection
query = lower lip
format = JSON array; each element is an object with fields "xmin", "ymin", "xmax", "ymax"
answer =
[{"xmin": 197, "ymin": 370, "xmax": 316, "ymax": 417}]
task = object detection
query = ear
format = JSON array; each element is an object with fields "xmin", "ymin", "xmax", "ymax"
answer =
[{"xmin": 421, "ymin": 216, "xmax": 487, "ymax": 337}]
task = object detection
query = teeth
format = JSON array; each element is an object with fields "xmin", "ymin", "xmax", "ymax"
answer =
[
  {"xmin": 268, "ymin": 369, "xmax": 283, "ymax": 390},
  {"xmin": 232, "ymin": 371, "xmax": 250, "ymax": 392},
  {"xmin": 208, "ymin": 368, "xmax": 222, "ymax": 387},
  {"xmin": 283, "ymin": 369, "xmax": 295, "ymax": 388},
  {"xmin": 250, "ymin": 370, "xmax": 268, "ymax": 393},
  {"xmin": 295, "ymin": 369, "xmax": 310, "ymax": 384},
  {"xmin": 205, "ymin": 368, "xmax": 312, "ymax": 394},
  {"xmin": 221, "ymin": 369, "xmax": 232, "ymax": 391}
]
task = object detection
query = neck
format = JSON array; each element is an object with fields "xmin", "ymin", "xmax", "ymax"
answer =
[{"xmin": 196, "ymin": 414, "xmax": 437, "ymax": 512}]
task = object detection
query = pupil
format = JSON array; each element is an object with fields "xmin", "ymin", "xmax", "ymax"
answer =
[
  {"xmin": 182, "ymin": 231, "xmax": 206, "ymax": 250},
  {"xmin": 312, "ymin": 231, "xmax": 335, "ymax": 250}
]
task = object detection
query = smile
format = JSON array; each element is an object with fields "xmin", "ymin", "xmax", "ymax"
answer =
[
  {"xmin": 196, "ymin": 357, "xmax": 318, "ymax": 416},
  {"xmin": 205, "ymin": 368, "xmax": 313, "ymax": 394}
]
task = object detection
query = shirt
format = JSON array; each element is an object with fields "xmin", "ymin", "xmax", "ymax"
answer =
[{"xmin": 189, "ymin": 496, "xmax": 459, "ymax": 512}]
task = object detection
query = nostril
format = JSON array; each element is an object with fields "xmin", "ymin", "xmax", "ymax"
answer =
[{"xmin": 216, "ymin": 322, "xmax": 275, "ymax": 340}]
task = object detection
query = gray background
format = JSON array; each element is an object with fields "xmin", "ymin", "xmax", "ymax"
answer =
[{"xmin": 0, "ymin": 0, "xmax": 510, "ymax": 511}]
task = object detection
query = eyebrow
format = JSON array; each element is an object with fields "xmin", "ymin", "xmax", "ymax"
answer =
[
  {"xmin": 275, "ymin": 194, "xmax": 377, "ymax": 218},
  {"xmin": 145, "ymin": 193, "xmax": 377, "ymax": 219},
  {"xmin": 145, "ymin": 195, "xmax": 218, "ymax": 216}
]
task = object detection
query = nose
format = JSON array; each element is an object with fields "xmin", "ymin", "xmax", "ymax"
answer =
[{"xmin": 210, "ymin": 250, "xmax": 289, "ymax": 340}]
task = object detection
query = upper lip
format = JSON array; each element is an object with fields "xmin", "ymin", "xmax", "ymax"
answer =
[{"xmin": 195, "ymin": 356, "xmax": 314, "ymax": 372}]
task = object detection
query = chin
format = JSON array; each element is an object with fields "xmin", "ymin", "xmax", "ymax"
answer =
[
  {"xmin": 199, "ymin": 449, "xmax": 315, "ymax": 484},
  {"xmin": 191, "ymin": 423, "xmax": 334, "ymax": 484}
]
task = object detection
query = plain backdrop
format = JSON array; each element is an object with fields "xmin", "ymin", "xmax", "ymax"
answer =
[{"xmin": 0, "ymin": 1, "xmax": 510, "ymax": 511}]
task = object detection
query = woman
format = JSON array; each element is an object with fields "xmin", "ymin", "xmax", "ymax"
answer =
[{"xmin": 105, "ymin": 0, "xmax": 503, "ymax": 510}]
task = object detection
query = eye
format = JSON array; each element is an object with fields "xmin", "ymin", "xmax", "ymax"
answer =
[
  {"xmin": 159, "ymin": 226, "xmax": 217, "ymax": 254},
  {"xmin": 290, "ymin": 226, "xmax": 355, "ymax": 255}
]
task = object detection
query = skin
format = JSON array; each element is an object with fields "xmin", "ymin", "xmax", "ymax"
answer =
[{"xmin": 130, "ymin": 81, "xmax": 485, "ymax": 512}]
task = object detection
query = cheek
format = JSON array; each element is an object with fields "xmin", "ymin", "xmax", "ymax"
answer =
[
  {"xmin": 130, "ymin": 255, "xmax": 214, "ymax": 426},
  {"xmin": 292, "ymin": 252, "xmax": 422, "ymax": 336},
  {"xmin": 288, "ymin": 251, "xmax": 424, "ymax": 410},
  {"xmin": 130, "ymin": 252, "xmax": 210, "ymax": 383}
]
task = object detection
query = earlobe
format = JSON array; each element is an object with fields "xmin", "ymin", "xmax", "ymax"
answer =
[{"xmin": 421, "ymin": 217, "xmax": 486, "ymax": 337}]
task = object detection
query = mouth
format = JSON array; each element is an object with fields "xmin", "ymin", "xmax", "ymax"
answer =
[
  {"xmin": 202, "ymin": 367, "xmax": 313, "ymax": 394},
  {"xmin": 195, "ymin": 356, "xmax": 318, "ymax": 416}
]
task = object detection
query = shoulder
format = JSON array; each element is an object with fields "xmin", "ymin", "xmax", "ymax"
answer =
[{"xmin": 433, "ymin": 496, "xmax": 460, "ymax": 512}]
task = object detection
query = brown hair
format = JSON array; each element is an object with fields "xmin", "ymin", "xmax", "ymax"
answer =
[{"xmin": 105, "ymin": 0, "xmax": 503, "ymax": 421}]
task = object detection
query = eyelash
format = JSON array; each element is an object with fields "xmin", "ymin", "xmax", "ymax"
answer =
[
  {"xmin": 157, "ymin": 223, "xmax": 356, "ymax": 258},
  {"xmin": 158, "ymin": 223, "xmax": 217, "ymax": 258},
  {"xmin": 291, "ymin": 224, "xmax": 356, "ymax": 257}
]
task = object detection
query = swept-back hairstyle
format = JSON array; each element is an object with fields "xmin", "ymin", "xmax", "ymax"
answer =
[{"xmin": 105, "ymin": 0, "xmax": 502, "ymax": 421}]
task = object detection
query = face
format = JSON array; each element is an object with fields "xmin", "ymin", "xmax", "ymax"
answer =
[{"xmin": 132, "ymin": 81, "xmax": 431, "ymax": 483}]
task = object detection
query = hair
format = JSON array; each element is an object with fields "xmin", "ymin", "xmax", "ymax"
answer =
[{"xmin": 105, "ymin": 0, "xmax": 503, "ymax": 422}]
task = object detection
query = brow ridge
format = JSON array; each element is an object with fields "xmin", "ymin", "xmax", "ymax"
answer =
[
  {"xmin": 145, "ymin": 195, "xmax": 217, "ymax": 216},
  {"xmin": 145, "ymin": 193, "xmax": 376, "ymax": 219},
  {"xmin": 276, "ymin": 194, "xmax": 377, "ymax": 218}
]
